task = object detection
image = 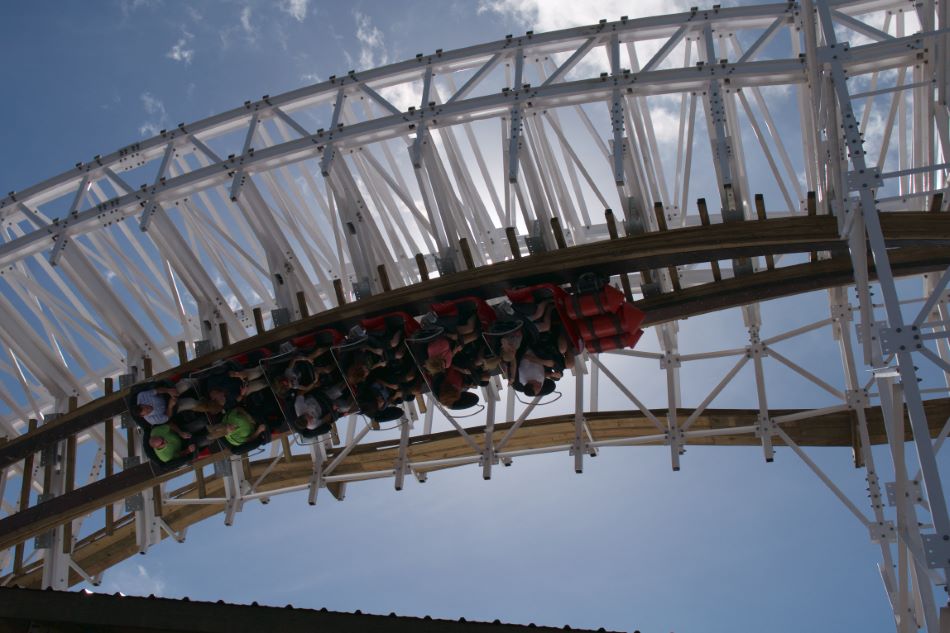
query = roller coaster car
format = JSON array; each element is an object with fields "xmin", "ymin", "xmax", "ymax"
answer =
[
  {"xmin": 564, "ymin": 282, "xmax": 625, "ymax": 320},
  {"xmin": 572, "ymin": 297, "xmax": 646, "ymax": 354},
  {"xmin": 372, "ymin": 406, "xmax": 405, "ymax": 423},
  {"xmin": 290, "ymin": 328, "xmax": 345, "ymax": 350},
  {"xmin": 126, "ymin": 380, "xmax": 201, "ymax": 432},
  {"xmin": 446, "ymin": 390, "xmax": 480, "ymax": 410},
  {"xmin": 288, "ymin": 391, "xmax": 337, "ymax": 439},
  {"xmin": 140, "ymin": 424, "xmax": 202, "ymax": 471},
  {"xmin": 226, "ymin": 428, "xmax": 272, "ymax": 455},
  {"xmin": 361, "ymin": 311, "xmax": 421, "ymax": 338},
  {"xmin": 504, "ymin": 283, "xmax": 581, "ymax": 348},
  {"xmin": 430, "ymin": 296, "xmax": 497, "ymax": 329},
  {"xmin": 242, "ymin": 386, "xmax": 286, "ymax": 432}
]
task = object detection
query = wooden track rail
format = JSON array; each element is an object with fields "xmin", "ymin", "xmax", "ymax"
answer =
[
  {"xmin": 1, "ymin": 213, "xmax": 948, "ymax": 471},
  {"xmin": 5, "ymin": 399, "xmax": 949, "ymax": 588}
]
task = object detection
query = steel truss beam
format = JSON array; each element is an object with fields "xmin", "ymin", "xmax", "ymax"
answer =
[{"xmin": 0, "ymin": 3, "xmax": 948, "ymax": 629}]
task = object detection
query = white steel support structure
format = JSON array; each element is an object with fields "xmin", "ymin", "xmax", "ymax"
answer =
[{"xmin": 1, "ymin": 2, "xmax": 950, "ymax": 629}]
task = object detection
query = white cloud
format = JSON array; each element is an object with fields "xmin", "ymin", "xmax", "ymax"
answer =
[
  {"xmin": 379, "ymin": 81, "xmax": 422, "ymax": 112},
  {"xmin": 166, "ymin": 31, "xmax": 195, "ymax": 64},
  {"xmin": 280, "ymin": 0, "xmax": 309, "ymax": 22},
  {"xmin": 139, "ymin": 92, "xmax": 168, "ymax": 137},
  {"xmin": 119, "ymin": 0, "xmax": 160, "ymax": 19},
  {"xmin": 478, "ymin": 0, "xmax": 690, "ymax": 81},
  {"xmin": 99, "ymin": 564, "xmax": 166, "ymax": 597},
  {"xmin": 477, "ymin": 0, "xmax": 687, "ymax": 33},
  {"xmin": 354, "ymin": 11, "xmax": 388, "ymax": 70},
  {"xmin": 300, "ymin": 72, "xmax": 322, "ymax": 84},
  {"xmin": 219, "ymin": 5, "xmax": 258, "ymax": 50},
  {"xmin": 645, "ymin": 104, "xmax": 682, "ymax": 144},
  {"xmin": 240, "ymin": 6, "xmax": 254, "ymax": 37}
]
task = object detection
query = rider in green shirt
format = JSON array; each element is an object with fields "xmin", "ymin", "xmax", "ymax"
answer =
[
  {"xmin": 223, "ymin": 407, "xmax": 267, "ymax": 447},
  {"xmin": 148, "ymin": 424, "xmax": 194, "ymax": 462}
]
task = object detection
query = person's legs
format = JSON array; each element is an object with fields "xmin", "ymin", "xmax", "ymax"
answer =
[
  {"xmin": 457, "ymin": 314, "xmax": 478, "ymax": 343},
  {"xmin": 236, "ymin": 367, "xmax": 265, "ymax": 381},
  {"xmin": 244, "ymin": 379, "xmax": 268, "ymax": 396},
  {"xmin": 174, "ymin": 378, "xmax": 198, "ymax": 395},
  {"xmin": 536, "ymin": 302, "xmax": 554, "ymax": 332},
  {"xmin": 205, "ymin": 423, "xmax": 229, "ymax": 440},
  {"xmin": 177, "ymin": 398, "xmax": 223, "ymax": 415}
]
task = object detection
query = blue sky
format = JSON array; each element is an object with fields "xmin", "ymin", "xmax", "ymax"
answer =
[{"xmin": 1, "ymin": 1, "xmax": 947, "ymax": 632}]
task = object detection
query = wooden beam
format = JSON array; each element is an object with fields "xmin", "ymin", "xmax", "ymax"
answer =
[
  {"xmin": 1, "ymin": 214, "xmax": 948, "ymax": 472},
  {"xmin": 754, "ymin": 194, "xmax": 775, "ymax": 271},
  {"xmin": 6, "ymin": 398, "xmax": 949, "ymax": 589},
  {"xmin": 696, "ymin": 198, "xmax": 722, "ymax": 282}
]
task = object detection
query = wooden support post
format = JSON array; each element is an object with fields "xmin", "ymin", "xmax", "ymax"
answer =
[
  {"xmin": 459, "ymin": 238, "xmax": 476, "ymax": 271},
  {"xmin": 604, "ymin": 208, "xmax": 619, "ymax": 239},
  {"xmin": 415, "ymin": 253, "xmax": 429, "ymax": 281},
  {"xmin": 505, "ymin": 227, "xmax": 521, "ymax": 259},
  {"xmin": 104, "ymin": 379, "xmax": 114, "ymax": 535},
  {"xmin": 63, "ymin": 436, "xmax": 76, "ymax": 553},
  {"xmin": 126, "ymin": 409, "xmax": 137, "ymax": 460},
  {"xmin": 152, "ymin": 484, "xmax": 163, "ymax": 518},
  {"xmin": 252, "ymin": 307, "xmax": 265, "ymax": 335},
  {"xmin": 218, "ymin": 323, "xmax": 230, "ymax": 347},
  {"xmin": 930, "ymin": 192, "xmax": 944, "ymax": 213},
  {"xmin": 550, "ymin": 217, "xmax": 568, "ymax": 249},
  {"xmin": 327, "ymin": 482, "xmax": 346, "ymax": 501},
  {"xmin": 806, "ymin": 191, "xmax": 818, "ymax": 262},
  {"xmin": 280, "ymin": 435, "xmax": 292, "ymax": 463},
  {"xmin": 13, "ymin": 419, "xmax": 38, "ymax": 573},
  {"xmin": 176, "ymin": 341, "xmax": 188, "ymax": 365},
  {"xmin": 849, "ymin": 411, "xmax": 865, "ymax": 469},
  {"xmin": 42, "ymin": 442, "xmax": 54, "ymax": 504},
  {"xmin": 377, "ymin": 265, "xmax": 392, "ymax": 292},
  {"xmin": 654, "ymin": 202, "xmax": 680, "ymax": 290},
  {"xmin": 195, "ymin": 465, "xmax": 207, "ymax": 499},
  {"xmin": 416, "ymin": 394, "xmax": 427, "ymax": 414},
  {"xmin": 605, "ymin": 210, "xmax": 634, "ymax": 302},
  {"xmin": 754, "ymin": 194, "xmax": 776, "ymax": 271},
  {"xmin": 296, "ymin": 291, "xmax": 309, "ymax": 319},
  {"xmin": 697, "ymin": 198, "xmax": 722, "ymax": 282},
  {"xmin": 241, "ymin": 454, "xmax": 252, "ymax": 482},
  {"xmin": 652, "ymin": 202, "xmax": 668, "ymax": 232},
  {"xmin": 330, "ymin": 421, "xmax": 341, "ymax": 445},
  {"xmin": 333, "ymin": 279, "xmax": 346, "ymax": 307},
  {"xmin": 142, "ymin": 358, "xmax": 152, "ymax": 379},
  {"xmin": 62, "ymin": 398, "xmax": 78, "ymax": 554}
]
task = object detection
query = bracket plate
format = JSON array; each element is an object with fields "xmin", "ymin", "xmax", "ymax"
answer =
[{"xmin": 921, "ymin": 533, "xmax": 950, "ymax": 569}]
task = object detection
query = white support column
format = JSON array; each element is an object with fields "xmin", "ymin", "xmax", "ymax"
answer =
[
  {"xmin": 807, "ymin": 1, "xmax": 950, "ymax": 627},
  {"xmin": 481, "ymin": 383, "xmax": 496, "ymax": 481},
  {"xmin": 394, "ymin": 416, "xmax": 410, "ymax": 491},
  {"xmin": 571, "ymin": 355, "xmax": 586, "ymax": 474},
  {"xmin": 39, "ymin": 407, "xmax": 68, "ymax": 590}
]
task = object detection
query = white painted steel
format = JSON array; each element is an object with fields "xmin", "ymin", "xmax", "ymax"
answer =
[{"xmin": 1, "ymin": 2, "xmax": 949, "ymax": 629}]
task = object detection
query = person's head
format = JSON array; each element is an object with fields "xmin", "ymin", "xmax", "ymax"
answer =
[
  {"xmin": 424, "ymin": 357, "xmax": 447, "ymax": 374},
  {"xmin": 500, "ymin": 334, "xmax": 521, "ymax": 362},
  {"xmin": 272, "ymin": 376, "xmax": 291, "ymax": 395},
  {"xmin": 346, "ymin": 360, "xmax": 370, "ymax": 385},
  {"xmin": 208, "ymin": 388, "xmax": 227, "ymax": 406},
  {"xmin": 294, "ymin": 413, "xmax": 319, "ymax": 431},
  {"xmin": 148, "ymin": 436, "xmax": 166, "ymax": 449},
  {"xmin": 437, "ymin": 380, "xmax": 462, "ymax": 406},
  {"xmin": 523, "ymin": 380, "xmax": 544, "ymax": 397},
  {"xmin": 136, "ymin": 404, "xmax": 153, "ymax": 418},
  {"xmin": 523, "ymin": 378, "xmax": 555, "ymax": 397},
  {"xmin": 480, "ymin": 356, "xmax": 501, "ymax": 371}
]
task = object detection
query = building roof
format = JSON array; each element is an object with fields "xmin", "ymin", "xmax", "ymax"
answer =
[{"xmin": 0, "ymin": 586, "xmax": 628, "ymax": 633}]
